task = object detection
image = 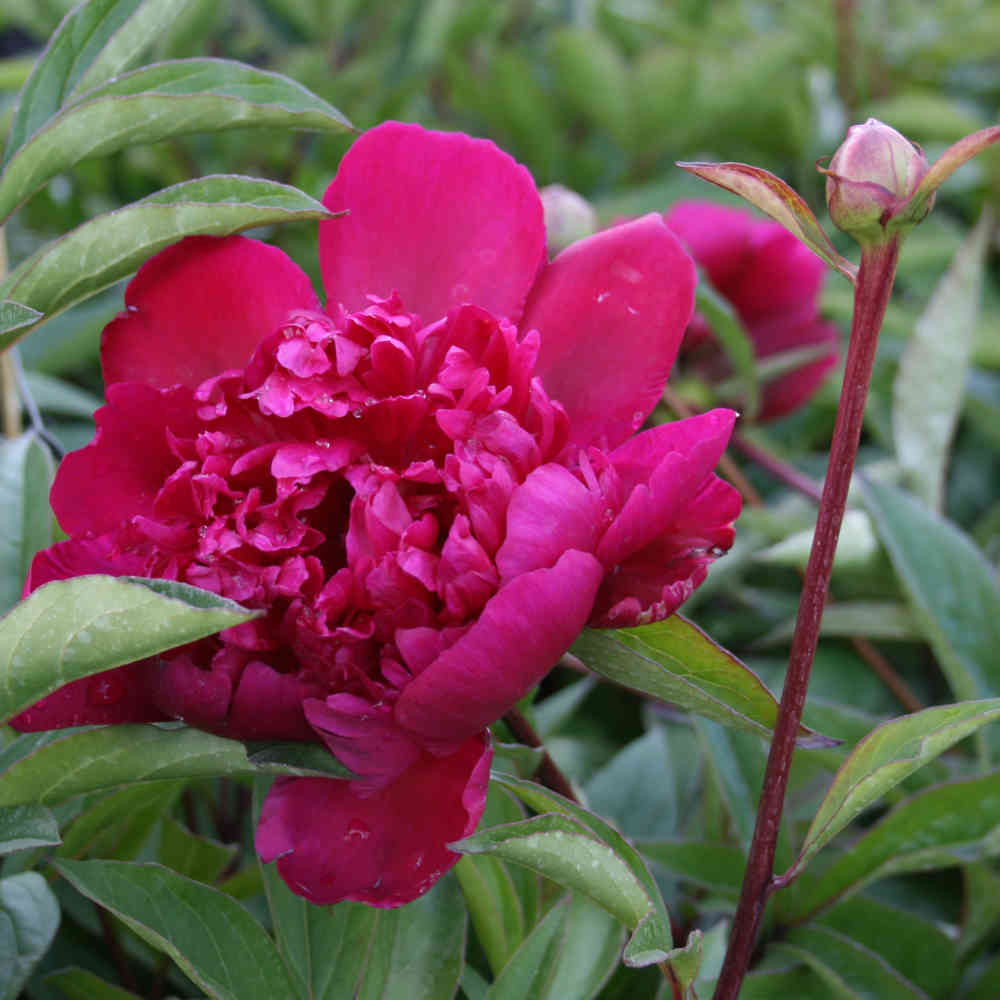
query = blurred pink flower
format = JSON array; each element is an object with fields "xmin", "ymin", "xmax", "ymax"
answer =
[
  {"xmin": 11, "ymin": 123, "xmax": 739, "ymax": 906},
  {"xmin": 665, "ymin": 201, "xmax": 840, "ymax": 420}
]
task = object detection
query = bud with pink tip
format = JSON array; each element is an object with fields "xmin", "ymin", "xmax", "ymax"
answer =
[{"xmin": 823, "ymin": 118, "xmax": 931, "ymax": 245}]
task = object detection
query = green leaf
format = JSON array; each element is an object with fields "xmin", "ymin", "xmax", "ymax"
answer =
[
  {"xmin": 676, "ymin": 161, "xmax": 858, "ymax": 284},
  {"xmin": 243, "ymin": 740, "xmax": 356, "ymax": 778},
  {"xmin": 57, "ymin": 782, "xmax": 182, "ymax": 860},
  {"xmin": 789, "ymin": 768, "xmax": 1000, "ymax": 921},
  {"xmin": 693, "ymin": 719, "xmax": 759, "ymax": 850},
  {"xmin": 44, "ymin": 967, "xmax": 141, "ymax": 1000},
  {"xmin": 637, "ymin": 840, "xmax": 746, "ymax": 898},
  {"xmin": 859, "ymin": 477, "xmax": 1000, "ymax": 706},
  {"xmin": 893, "ymin": 207, "xmax": 992, "ymax": 509},
  {"xmin": 754, "ymin": 510, "xmax": 879, "ymax": 574},
  {"xmin": 770, "ymin": 925, "xmax": 929, "ymax": 999},
  {"xmin": 0, "ymin": 803, "xmax": 60, "ymax": 854},
  {"xmin": 0, "ymin": 725, "xmax": 352, "ymax": 806},
  {"xmin": 695, "ymin": 282, "xmax": 759, "ymax": 419},
  {"xmin": 4, "ymin": 0, "xmax": 148, "ymax": 165},
  {"xmin": 20, "ymin": 371, "xmax": 102, "ymax": 419},
  {"xmin": 455, "ymin": 854, "xmax": 526, "ymax": 975},
  {"xmin": 157, "ymin": 817, "xmax": 235, "ymax": 884},
  {"xmin": 0, "ymin": 301, "xmax": 42, "ymax": 338},
  {"xmin": 0, "ymin": 176, "xmax": 334, "ymax": 350},
  {"xmin": 788, "ymin": 699, "xmax": 1000, "ymax": 881},
  {"xmin": 0, "ymin": 432, "xmax": 54, "ymax": 615},
  {"xmin": 460, "ymin": 773, "xmax": 674, "ymax": 969},
  {"xmin": 485, "ymin": 894, "xmax": 622, "ymax": 1000},
  {"xmin": 959, "ymin": 861, "xmax": 1000, "ymax": 958},
  {"xmin": 0, "ymin": 575, "xmax": 258, "ymax": 724},
  {"xmin": 818, "ymin": 896, "xmax": 958, "ymax": 998},
  {"xmin": 54, "ymin": 858, "xmax": 296, "ymax": 1000},
  {"xmin": 572, "ymin": 618, "xmax": 835, "ymax": 748},
  {"xmin": 0, "ymin": 58, "xmax": 352, "ymax": 223},
  {"xmin": 354, "ymin": 875, "xmax": 467, "ymax": 1000},
  {"xmin": 0, "ymin": 871, "xmax": 60, "ymax": 1000}
]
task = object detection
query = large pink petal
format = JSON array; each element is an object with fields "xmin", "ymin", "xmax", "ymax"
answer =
[
  {"xmin": 598, "ymin": 409, "xmax": 737, "ymax": 567},
  {"xmin": 526, "ymin": 215, "xmax": 696, "ymax": 450},
  {"xmin": 50, "ymin": 383, "xmax": 200, "ymax": 538},
  {"xmin": 256, "ymin": 733, "xmax": 491, "ymax": 907},
  {"xmin": 394, "ymin": 549, "xmax": 603, "ymax": 745},
  {"xmin": 8, "ymin": 540, "xmax": 165, "ymax": 730},
  {"xmin": 320, "ymin": 122, "xmax": 545, "ymax": 324},
  {"xmin": 102, "ymin": 235, "xmax": 318, "ymax": 389}
]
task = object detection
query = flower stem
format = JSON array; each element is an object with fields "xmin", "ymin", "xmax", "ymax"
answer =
[
  {"xmin": 0, "ymin": 226, "xmax": 18, "ymax": 440},
  {"xmin": 713, "ymin": 239, "xmax": 901, "ymax": 999},
  {"xmin": 503, "ymin": 706, "xmax": 578, "ymax": 802}
]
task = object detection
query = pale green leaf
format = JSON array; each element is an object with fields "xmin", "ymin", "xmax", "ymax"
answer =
[
  {"xmin": 756, "ymin": 601, "xmax": 919, "ymax": 647},
  {"xmin": 0, "ymin": 176, "xmax": 334, "ymax": 350},
  {"xmin": 573, "ymin": 617, "xmax": 835, "ymax": 748},
  {"xmin": 0, "ymin": 58, "xmax": 352, "ymax": 222},
  {"xmin": 0, "ymin": 725, "xmax": 352, "ymax": 806},
  {"xmin": 0, "ymin": 804, "xmax": 60, "ymax": 855},
  {"xmin": 0, "ymin": 301, "xmax": 42, "ymax": 338},
  {"xmin": 0, "ymin": 872, "xmax": 60, "ymax": 1000},
  {"xmin": 893, "ymin": 207, "xmax": 992, "ymax": 509},
  {"xmin": 157, "ymin": 817, "xmax": 235, "ymax": 884},
  {"xmin": 44, "ymin": 967, "xmax": 141, "ymax": 1000},
  {"xmin": 789, "ymin": 699, "xmax": 1000, "ymax": 880},
  {"xmin": 860, "ymin": 477, "xmax": 1000, "ymax": 706},
  {"xmin": 0, "ymin": 575, "xmax": 258, "ymax": 724}
]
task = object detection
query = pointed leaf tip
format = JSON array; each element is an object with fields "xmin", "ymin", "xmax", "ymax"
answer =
[{"xmin": 677, "ymin": 160, "xmax": 858, "ymax": 284}]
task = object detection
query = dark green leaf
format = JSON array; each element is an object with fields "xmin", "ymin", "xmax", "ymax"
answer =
[
  {"xmin": 0, "ymin": 803, "xmax": 60, "ymax": 855},
  {"xmin": 57, "ymin": 782, "xmax": 182, "ymax": 860},
  {"xmin": 157, "ymin": 817, "xmax": 235, "ymax": 884},
  {"xmin": 485, "ymin": 894, "xmax": 622, "ymax": 1000},
  {"xmin": 0, "ymin": 872, "xmax": 60, "ymax": 1000},
  {"xmin": 0, "ymin": 177, "xmax": 334, "ymax": 350},
  {"xmin": 0, "ymin": 725, "xmax": 350, "ymax": 806},
  {"xmin": 770, "ymin": 925, "xmax": 929, "ymax": 999},
  {"xmin": 573, "ymin": 618, "xmax": 835, "ymax": 747},
  {"xmin": 53, "ymin": 858, "xmax": 296, "ymax": 1000},
  {"xmin": 860, "ymin": 477, "xmax": 1000, "ymax": 707},
  {"xmin": 0, "ymin": 432, "xmax": 54, "ymax": 615},
  {"xmin": 44, "ymin": 966, "xmax": 141, "ymax": 1000},
  {"xmin": 788, "ymin": 767, "xmax": 1000, "ymax": 921},
  {"xmin": 0, "ymin": 58, "xmax": 352, "ymax": 222},
  {"xmin": 0, "ymin": 575, "xmax": 258, "ymax": 724},
  {"xmin": 244, "ymin": 740, "xmax": 356, "ymax": 779},
  {"xmin": 693, "ymin": 718, "xmax": 759, "ymax": 850},
  {"xmin": 455, "ymin": 854, "xmax": 526, "ymax": 975},
  {"xmin": 638, "ymin": 840, "xmax": 745, "ymax": 898}
]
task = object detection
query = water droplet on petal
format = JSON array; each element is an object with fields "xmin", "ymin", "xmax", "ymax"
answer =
[
  {"xmin": 88, "ymin": 675, "xmax": 126, "ymax": 706},
  {"xmin": 345, "ymin": 819, "xmax": 371, "ymax": 841},
  {"xmin": 351, "ymin": 409, "xmax": 363, "ymax": 419},
  {"xmin": 632, "ymin": 411, "xmax": 644, "ymax": 428}
]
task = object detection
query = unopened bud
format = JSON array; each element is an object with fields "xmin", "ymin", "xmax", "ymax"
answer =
[
  {"xmin": 823, "ymin": 119, "xmax": 931, "ymax": 245},
  {"xmin": 540, "ymin": 184, "xmax": 597, "ymax": 256}
]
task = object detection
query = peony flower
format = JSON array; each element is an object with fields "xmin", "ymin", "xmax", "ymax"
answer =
[
  {"xmin": 664, "ymin": 201, "xmax": 840, "ymax": 421},
  {"xmin": 10, "ymin": 123, "xmax": 740, "ymax": 907}
]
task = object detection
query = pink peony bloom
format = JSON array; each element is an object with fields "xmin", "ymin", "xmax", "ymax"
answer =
[
  {"xmin": 664, "ymin": 201, "xmax": 840, "ymax": 421},
  {"xmin": 11, "ymin": 123, "xmax": 739, "ymax": 906}
]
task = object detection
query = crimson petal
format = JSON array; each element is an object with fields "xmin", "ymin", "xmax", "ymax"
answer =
[
  {"xmin": 394, "ymin": 549, "xmax": 603, "ymax": 745},
  {"xmin": 319, "ymin": 121, "xmax": 545, "ymax": 324},
  {"xmin": 102, "ymin": 235, "xmax": 318, "ymax": 389},
  {"xmin": 256, "ymin": 733, "xmax": 491, "ymax": 907},
  {"xmin": 525, "ymin": 215, "xmax": 696, "ymax": 450}
]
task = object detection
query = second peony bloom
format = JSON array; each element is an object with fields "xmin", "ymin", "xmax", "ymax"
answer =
[{"xmin": 11, "ymin": 123, "xmax": 740, "ymax": 907}]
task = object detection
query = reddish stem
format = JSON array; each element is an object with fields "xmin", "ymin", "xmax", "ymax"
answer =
[
  {"xmin": 731, "ymin": 432, "xmax": 823, "ymax": 504},
  {"xmin": 713, "ymin": 240, "xmax": 900, "ymax": 999},
  {"xmin": 503, "ymin": 706, "xmax": 579, "ymax": 803}
]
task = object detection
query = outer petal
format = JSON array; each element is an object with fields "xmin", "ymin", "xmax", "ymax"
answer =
[
  {"xmin": 526, "ymin": 215, "xmax": 696, "ymax": 449},
  {"xmin": 9, "ymin": 540, "xmax": 165, "ymax": 730},
  {"xmin": 102, "ymin": 235, "xmax": 319, "ymax": 389},
  {"xmin": 50, "ymin": 383, "xmax": 200, "ymax": 538},
  {"xmin": 320, "ymin": 122, "xmax": 545, "ymax": 324},
  {"xmin": 394, "ymin": 550, "xmax": 603, "ymax": 745},
  {"xmin": 591, "ymin": 477, "xmax": 741, "ymax": 627},
  {"xmin": 597, "ymin": 409, "xmax": 737, "ymax": 567},
  {"xmin": 256, "ymin": 733, "xmax": 491, "ymax": 907}
]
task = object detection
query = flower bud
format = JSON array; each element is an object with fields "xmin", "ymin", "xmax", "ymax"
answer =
[
  {"xmin": 540, "ymin": 184, "xmax": 597, "ymax": 256},
  {"xmin": 824, "ymin": 118, "xmax": 930, "ymax": 245}
]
